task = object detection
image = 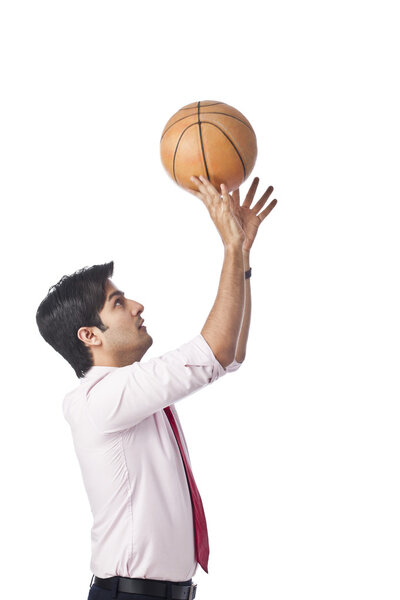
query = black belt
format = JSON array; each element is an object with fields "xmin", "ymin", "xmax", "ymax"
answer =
[{"xmin": 93, "ymin": 576, "xmax": 197, "ymax": 599}]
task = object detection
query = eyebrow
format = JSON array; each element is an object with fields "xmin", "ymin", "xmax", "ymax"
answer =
[{"xmin": 107, "ymin": 290, "xmax": 125, "ymax": 302}]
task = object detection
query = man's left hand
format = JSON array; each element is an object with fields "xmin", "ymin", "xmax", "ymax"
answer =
[{"xmin": 229, "ymin": 177, "xmax": 278, "ymax": 253}]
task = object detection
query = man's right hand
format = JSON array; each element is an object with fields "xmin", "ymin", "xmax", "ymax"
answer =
[{"xmin": 189, "ymin": 176, "xmax": 245, "ymax": 248}]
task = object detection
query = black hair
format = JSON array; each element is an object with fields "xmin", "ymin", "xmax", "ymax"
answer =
[{"xmin": 36, "ymin": 261, "xmax": 114, "ymax": 378}]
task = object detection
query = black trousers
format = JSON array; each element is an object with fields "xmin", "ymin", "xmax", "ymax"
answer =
[{"xmin": 87, "ymin": 576, "xmax": 194, "ymax": 600}]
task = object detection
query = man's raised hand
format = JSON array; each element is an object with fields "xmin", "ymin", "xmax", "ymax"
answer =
[
  {"xmin": 229, "ymin": 177, "xmax": 277, "ymax": 253},
  {"xmin": 189, "ymin": 175, "xmax": 245, "ymax": 248}
]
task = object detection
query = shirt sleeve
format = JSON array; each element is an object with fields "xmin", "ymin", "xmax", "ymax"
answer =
[
  {"xmin": 224, "ymin": 359, "xmax": 243, "ymax": 372},
  {"xmin": 85, "ymin": 334, "xmax": 242, "ymax": 433}
]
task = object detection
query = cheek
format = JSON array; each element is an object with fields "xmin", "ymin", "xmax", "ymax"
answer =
[
  {"xmin": 109, "ymin": 318, "xmax": 137, "ymax": 344},
  {"xmin": 120, "ymin": 318, "xmax": 139, "ymax": 338}
]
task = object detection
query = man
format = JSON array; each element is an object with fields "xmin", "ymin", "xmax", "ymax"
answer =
[{"xmin": 36, "ymin": 176, "xmax": 277, "ymax": 600}]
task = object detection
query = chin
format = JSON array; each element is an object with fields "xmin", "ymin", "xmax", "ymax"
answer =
[{"xmin": 140, "ymin": 333, "xmax": 153, "ymax": 356}]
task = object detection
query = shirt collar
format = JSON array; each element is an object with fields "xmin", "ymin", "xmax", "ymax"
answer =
[{"xmin": 81, "ymin": 364, "xmax": 119, "ymax": 382}]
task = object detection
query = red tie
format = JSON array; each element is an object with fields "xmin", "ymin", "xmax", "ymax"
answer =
[{"xmin": 163, "ymin": 406, "xmax": 210, "ymax": 573}]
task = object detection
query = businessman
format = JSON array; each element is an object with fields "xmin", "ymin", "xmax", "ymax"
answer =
[{"xmin": 36, "ymin": 176, "xmax": 277, "ymax": 600}]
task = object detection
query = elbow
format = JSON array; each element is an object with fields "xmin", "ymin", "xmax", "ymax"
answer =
[
  {"xmin": 214, "ymin": 350, "xmax": 236, "ymax": 369},
  {"xmin": 234, "ymin": 355, "xmax": 245, "ymax": 368},
  {"xmin": 225, "ymin": 356, "xmax": 244, "ymax": 372},
  {"xmin": 221, "ymin": 354, "xmax": 246, "ymax": 370}
]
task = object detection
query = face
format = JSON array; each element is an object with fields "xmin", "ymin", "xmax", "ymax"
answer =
[{"xmin": 89, "ymin": 278, "xmax": 153, "ymax": 367}]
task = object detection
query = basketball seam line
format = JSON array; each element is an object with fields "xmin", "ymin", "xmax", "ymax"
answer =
[
  {"xmin": 199, "ymin": 121, "xmax": 247, "ymax": 180},
  {"xmin": 178, "ymin": 102, "xmax": 221, "ymax": 110},
  {"xmin": 172, "ymin": 126, "xmax": 189, "ymax": 183},
  {"xmin": 198, "ymin": 101, "xmax": 210, "ymax": 181},
  {"xmin": 160, "ymin": 111, "xmax": 254, "ymax": 141},
  {"xmin": 171, "ymin": 121, "xmax": 246, "ymax": 186}
]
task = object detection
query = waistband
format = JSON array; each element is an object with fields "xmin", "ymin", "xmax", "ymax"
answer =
[{"xmin": 92, "ymin": 575, "xmax": 197, "ymax": 599}]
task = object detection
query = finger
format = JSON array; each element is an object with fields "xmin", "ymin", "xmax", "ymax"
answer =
[
  {"xmin": 190, "ymin": 176, "xmax": 208, "ymax": 194},
  {"xmin": 253, "ymin": 186, "xmax": 274, "ymax": 214},
  {"xmin": 199, "ymin": 175, "xmax": 221, "ymax": 199},
  {"xmin": 190, "ymin": 178, "xmax": 214, "ymax": 207},
  {"xmin": 242, "ymin": 177, "xmax": 260, "ymax": 208},
  {"xmin": 220, "ymin": 183, "xmax": 230, "ymax": 204},
  {"xmin": 258, "ymin": 198, "xmax": 278, "ymax": 222},
  {"xmin": 232, "ymin": 187, "xmax": 240, "ymax": 202},
  {"xmin": 188, "ymin": 178, "xmax": 210, "ymax": 205},
  {"xmin": 231, "ymin": 188, "xmax": 240, "ymax": 208}
]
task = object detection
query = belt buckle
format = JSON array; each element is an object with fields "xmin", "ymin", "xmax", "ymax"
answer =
[{"xmin": 188, "ymin": 583, "xmax": 196, "ymax": 600}]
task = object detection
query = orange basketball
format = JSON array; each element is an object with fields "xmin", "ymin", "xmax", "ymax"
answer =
[{"xmin": 160, "ymin": 100, "xmax": 257, "ymax": 193}]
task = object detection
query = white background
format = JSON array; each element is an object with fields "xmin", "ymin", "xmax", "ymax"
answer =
[{"xmin": 1, "ymin": 1, "xmax": 399, "ymax": 599}]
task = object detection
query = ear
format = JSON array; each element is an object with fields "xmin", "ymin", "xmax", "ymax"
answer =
[{"xmin": 77, "ymin": 326, "xmax": 102, "ymax": 348}]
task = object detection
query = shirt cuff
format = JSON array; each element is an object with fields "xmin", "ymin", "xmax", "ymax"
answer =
[
  {"xmin": 189, "ymin": 334, "xmax": 243, "ymax": 380},
  {"xmin": 224, "ymin": 359, "xmax": 243, "ymax": 372}
]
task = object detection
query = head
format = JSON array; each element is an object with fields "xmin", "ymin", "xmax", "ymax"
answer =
[{"xmin": 36, "ymin": 261, "xmax": 153, "ymax": 378}]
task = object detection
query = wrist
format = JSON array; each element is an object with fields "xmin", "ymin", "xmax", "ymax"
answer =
[
  {"xmin": 243, "ymin": 250, "xmax": 251, "ymax": 270},
  {"xmin": 224, "ymin": 242, "xmax": 244, "ymax": 255}
]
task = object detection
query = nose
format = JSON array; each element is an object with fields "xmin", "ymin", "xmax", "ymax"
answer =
[{"xmin": 129, "ymin": 300, "xmax": 144, "ymax": 316}]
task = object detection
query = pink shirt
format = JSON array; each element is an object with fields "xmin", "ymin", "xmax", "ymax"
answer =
[{"xmin": 62, "ymin": 334, "xmax": 242, "ymax": 581}]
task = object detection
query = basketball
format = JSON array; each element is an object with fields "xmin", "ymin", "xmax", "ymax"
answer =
[{"xmin": 160, "ymin": 100, "xmax": 257, "ymax": 193}]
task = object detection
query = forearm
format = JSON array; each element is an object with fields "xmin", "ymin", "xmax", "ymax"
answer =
[
  {"xmin": 235, "ymin": 250, "xmax": 251, "ymax": 363},
  {"xmin": 201, "ymin": 244, "xmax": 245, "ymax": 367}
]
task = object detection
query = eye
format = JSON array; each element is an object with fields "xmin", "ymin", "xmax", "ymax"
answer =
[{"xmin": 114, "ymin": 297, "xmax": 124, "ymax": 307}]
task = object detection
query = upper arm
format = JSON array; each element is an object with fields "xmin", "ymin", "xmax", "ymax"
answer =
[{"xmin": 85, "ymin": 334, "xmax": 233, "ymax": 433}]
